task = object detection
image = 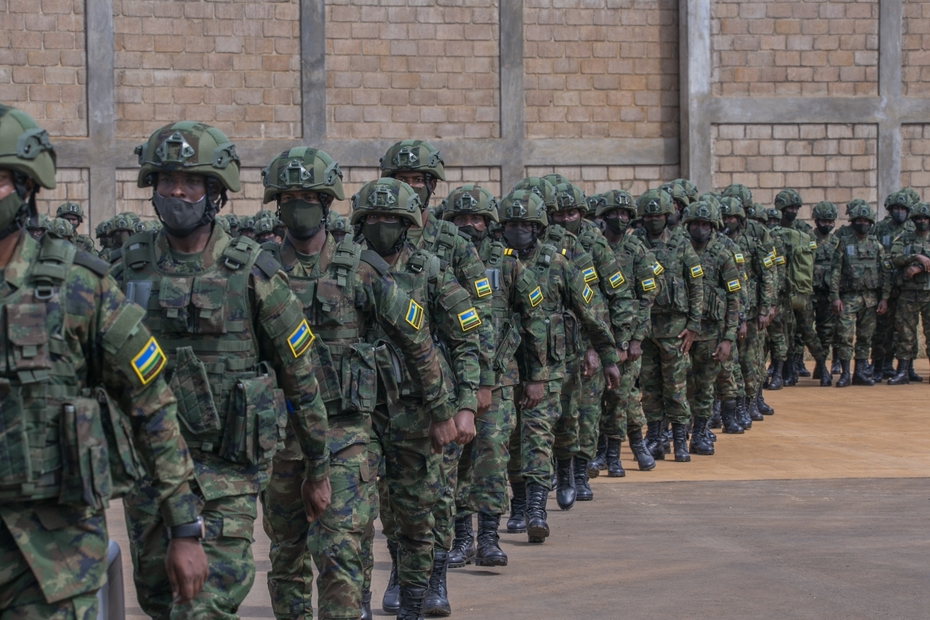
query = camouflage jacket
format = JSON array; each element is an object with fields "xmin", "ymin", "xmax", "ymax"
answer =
[
  {"xmin": 813, "ymin": 228, "xmax": 841, "ymax": 293},
  {"xmin": 829, "ymin": 233, "xmax": 891, "ymax": 303},
  {"xmin": 890, "ymin": 230, "xmax": 930, "ymax": 291},
  {"xmin": 408, "ymin": 211, "xmax": 496, "ymax": 387},
  {"xmin": 111, "ymin": 224, "xmax": 329, "ymax": 498},
  {"xmin": 0, "ymin": 230, "xmax": 199, "ymax": 603},
  {"xmin": 634, "ymin": 227, "xmax": 705, "ymax": 338},
  {"xmin": 605, "ymin": 232, "xmax": 663, "ymax": 343},
  {"xmin": 692, "ymin": 235, "xmax": 741, "ymax": 342},
  {"xmin": 766, "ymin": 225, "xmax": 789, "ymax": 297},
  {"xmin": 728, "ymin": 224, "xmax": 776, "ymax": 316},
  {"xmin": 873, "ymin": 218, "xmax": 913, "ymax": 253}
]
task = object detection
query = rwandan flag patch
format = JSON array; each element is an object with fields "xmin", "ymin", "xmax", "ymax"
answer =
[
  {"xmin": 405, "ymin": 300, "xmax": 424, "ymax": 330},
  {"xmin": 762, "ymin": 255, "xmax": 774, "ymax": 268},
  {"xmin": 582, "ymin": 266, "xmax": 598, "ymax": 283},
  {"xmin": 652, "ymin": 262, "xmax": 664, "ymax": 275},
  {"xmin": 582, "ymin": 284, "xmax": 594, "ymax": 304},
  {"xmin": 641, "ymin": 278, "xmax": 657, "ymax": 292},
  {"xmin": 287, "ymin": 319, "xmax": 315, "ymax": 358},
  {"xmin": 131, "ymin": 337, "xmax": 167, "ymax": 385},
  {"xmin": 734, "ymin": 252, "xmax": 745, "ymax": 263},
  {"xmin": 608, "ymin": 270, "xmax": 625, "ymax": 288},
  {"xmin": 726, "ymin": 279, "xmax": 742, "ymax": 292},
  {"xmin": 775, "ymin": 255, "xmax": 786, "ymax": 265},
  {"xmin": 474, "ymin": 277, "xmax": 492, "ymax": 298},
  {"xmin": 690, "ymin": 264, "xmax": 704, "ymax": 278},
  {"xmin": 457, "ymin": 308, "xmax": 482, "ymax": 332},
  {"xmin": 528, "ymin": 286, "xmax": 543, "ymax": 307},
  {"xmin": 809, "ymin": 241, "xmax": 817, "ymax": 250}
]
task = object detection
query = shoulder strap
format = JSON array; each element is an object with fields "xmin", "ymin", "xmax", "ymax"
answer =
[
  {"xmin": 73, "ymin": 250, "xmax": 110, "ymax": 277},
  {"xmin": 487, "ymin": 241, "xmax": 505, "ymax": 267},
  {"xmin": 576, "ymin": 223, "xmax": 600, "ymax": 252},
  {"xmin": 360, "ymin": 249, "xmax": 390, "ymax": 276},
  {"xmin": 546, "ymin": 225, "xmax": 565, "ymax": 246},
  {"xmin": 255, "ymin": 250, "xmax": 282, "ymax": 279},
  {"xmin": 222, "ymin": 236, "xmax": 263, "ymax": 271},
  {"xmin": 31, "ymin": 234, "xmax": 77, "ymax": 289},
  {"xmin": 123, "ymin": 231, "xmax": 155, "ymax": 271},
  {"xmin": 331, "ymin": 239, "xmax": 362, "ymax": 287}
]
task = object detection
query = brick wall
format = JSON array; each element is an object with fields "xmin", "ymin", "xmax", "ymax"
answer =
[
  {"xmin": 901, "ymin": 125, "xmax": 930, "ymax": 200},
  {"xmin": 114, "ymin": 0, "xmax": 301, "ymax": 140},
  {"xmin": 524, "ymin": 0, "xmax": 678, "ymax": 139},
  {"xmin": 712, "ymin": 123, "xmax": 877, "ymax": 216},
  {"xmin": 36, "ymin": 168, "xmax": 89, "ymax": 233},
  {"xmin": 325, "ymin": 0, "xmax": 500, "ymax": 140},
  {"xmin": 0, "ymin": 0, "xmax": 86, "ymax": 136},
  {"xmin": 903, "ymin": 0, "xmax": 930, "ymax": 96},
  {"xmin": 523, "ymin": 164, "xmax": 681, "ymax": 198},
  {"xmin": 712, "ymin": 0, "xmax": 878, "ymax": 96}
]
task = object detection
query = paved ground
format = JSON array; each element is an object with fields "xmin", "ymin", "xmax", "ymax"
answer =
[{"xmin": 109, "ymin": 360, "xmax": 930, "ymax": 619}]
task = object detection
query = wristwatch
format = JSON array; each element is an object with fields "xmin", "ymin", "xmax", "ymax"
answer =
[
  {"xmin": 619, "ymin": 341, "xmax": 630, "ymax": 351},
  {"xmin": 169, "ymin": 516, "xmax": 205, "ymax": 540}
]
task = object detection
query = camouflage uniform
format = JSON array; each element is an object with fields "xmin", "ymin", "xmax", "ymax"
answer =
[
  {"xmin": 888, "ymin": 202, "xmax": 930, "ymax": 381},
  {"xmin": 112, "ymin": 123, "xmax": 330, "ymax": 620},
  {"xmin": 0, "ymin": 105, "xmax": 200, "ymax": 620},
  {"xmin": 763, "ymin": 211, "xmax": 791, "ymax": 387},
  {"xmin": 810, "ymin": 202, "xmax": 841, "ymax": 382}
]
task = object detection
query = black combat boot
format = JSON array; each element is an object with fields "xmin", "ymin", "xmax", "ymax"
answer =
[
  {"xmin": 506, "ymin": 480, "xmax": 527, "ymax": 534},
  {"xmin": 737, "ymin": 396, "xmax": 752, "ymax": 430},
  {"xmin": 766, "ymin": 359, "xmax": 785, "ymax": 390},
  {"xmin": 525, "ymin": 483, "xmax": 550, "ymax": 543},
  {"xmin": 588, "ymin": 434, "xmax": 607, "ymax": 477},
  {"xmin": 645, "ymin": 420, "xmax": 665, "ymax": 460},
  {"xmin": 447, "ymin": 513, "xmax": 474, "ymax": 568},
  {"xmin": 882, "ymin": 357, "xmax": 895, "ymax": 380},
  {"xmin": 689, "ymin": 418, "xmax": 714, "ymax": 455},
  {"xmin": 555, "ymin": 458, "xmax": 575, "ymax": 510},
  {"xmin": 627, "ymin": 429, "xmax": 656, "ymax": 471},
  {"xmin": 361, "ymin": 589, "xmax": 373, "ymax": 620},
  {"xmin": 814, "ymin": 359, "xmax": 831, "ymax": 386},
  {"xmin": 835, "ymin": 359, "xmax": 851, "ymax": 388},
  {"xmin": 797, "ymin": 354, "xmax": 811, "ymax": 377},
  {"xmin": 709, "ymin": 398, "xmax": 722, "ymax": 429},
  {"xmin": 720, "ymin": 399, "xmax": 744, "ymax": 434},
  {"xmin": 574, "ymin": 457, "xmax": 593, "ymax": 501},
  {"xmin": 812, "ymin": 359, "xmax": 822, "ymax": 380},
  {"xmin": 748, "ymin": 394, "xmax": 764, "ymax": 422},
  {"xmin": 396, "ymin": 586, "xmax": 427, "ymax": 620},
  {"xmin": 756, "ymin": 387, "xmax": 774, "ymax": 415},
  {"xmin": 422, "ymin": 549, "xmax": 450, "ymax": 617},
  {"xmin": 783, "ymin": 355, "xmax": 798, "ymax": 386},
  {"xmin": 887, "ymin": 359, "xmax": 910, "ymax": 385},
  {"xmin": 671, "ymin": 423, "xmax": 690, "ymax": 462},
  {"xmin": 383, "ymin": 540, "xmax": 401, "ymax": 614},
  {"xmin": 661, "ymin": 420, "xmax": 672, "ymax": 455},
  {"xmin": 474, "ymin": 512, "xmax": 507, "ymax": 567},
  {"xmin": 605, "ymin": 438, "xmax": 625, "ymax": 477},
  {"xmin": 908, "ymin": 360, "xmax": 923, "ymax": 382},
  {"xmin": 831, "ymin": 349, "xmax": 841, "ymax": 375},
  {"xmin": 852, "ymin": 359, "xmax": 875, "ymax": 386}
]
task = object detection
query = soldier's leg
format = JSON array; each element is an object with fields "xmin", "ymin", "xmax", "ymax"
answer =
[
  {"xmin": 855, "ymin": 304, "xmax": 878, "ymax": 362},
  {"xmin": 872, "ymin": 293, "xmax": 898, "ymax": 370},
  {"xmin": 262, "ymin": 455, "xmax": 313, "ymax": 619},
  {"xmin": 553, "ymin": 359, "xmax": 582, "ymax": 462},
  {"xmin": 124, "ymin": 482, "xmax": 175, "ymax": 618},
  {"xmin": 521, "ymin": 380, "xmax": 564, "ymax": 488},
  {"xmin": 893, "ymin": 291, "xmax": 920, "ymax": 362},
  {"xmin": 624, "ymin": 357, "xmax": 647, "ymax": 435},
  {"xmin": 835, "ymin": 297, "xmax": 856, "ymax": 366},
  {"xmin": 814, "ymin": 292, "xmax": 836, "ymax": 357},
  {"xmin": 576, "ymin": 370, "xmax": 606, "ymax": 464},
  {"xmin": 431, "ymin": 442, "xmax": 464, "ymax": 551},
  {"xmin": 655, "ymin": 337, "xmax": 692, "ymax": 426},
  {"xmin": 797, "ymin": 295, "xmax": 825, "ymax": 361},
  {"xmin": 308, "ymin": 442, "xmax": 375, "ymax": 620},
  {"xmin": 507, "ymin": 390, "xmax": 523, "ymax": 487},
  {"xmin": 466, "ymin": 387, "xmax": 515, "ymax": 518},
  {"xmin": 687, "ymin": 340, "xmax": 717, "ymax": 421},
  {"xmin": 359, "ymin": 430, "xmax": 384, "ymax": 600},
  {"xmin": 602, "ymin": 360, "xmax": 634, "ymax": 441},
  {"xmin": 640, "ymin": 338, "xmax": 665, "ymax": 423}
]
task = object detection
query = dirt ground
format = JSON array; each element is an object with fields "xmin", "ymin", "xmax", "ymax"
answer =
[{"xmin": 109, "ymin": 359, "xmax": 930, "ymax": 619}]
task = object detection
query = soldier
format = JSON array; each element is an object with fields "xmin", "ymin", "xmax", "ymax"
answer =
[
  {"xmin": 633, "ymin": 189, "xmax": 704, "ymax": 462},
  {"xmin": 24, "ymin": 213, "xmax": 47, "ymax": 239},
  {"xmin": 95, "ymin": 218, "xmax": 112, "ymax": 259},
  {"xmin": 829, "ymin": 202, "xmax": 890, "ymax": 387},
  {"xmin": 0, "ymin": 104, "xmax": 208, "ymax": 619},
  {"xmin": 257, "ymin": 149, "xmax": 452, "ymax": 620},
  {"xmin": 239, "ymin": 216, "xmax": 256, "ymax": 240},
  {"xmin": 763, "ymin": 207, "xmax": 790, "ymax": 390},
  {"xmin": 810, "ymin": 201, "xmax": 841, "ymax": 385},
  {"xmin": 328, "ymin": 210, "xmax": 350, "ymax": 243},
  {"xmin": 105, "ymin": 211, "xmax": 140, "ymax": 265},
  {"xmin": 887, "ymin": 202, "xmax": 930, "ymax": 384},
  {"xmin": 682, "ymin": 201, "xmax": 741, "ymax": 453},
  {"xmin": 590, "ymin": 190, "xmax": 661, "ymax": 474},
  {"xmin": 441, "ymin": 184, "xmax": 549, "ymax": 569},
  {"xmin": 55, "ymin": 201, "xmax": 84, "ymax": 230},
  {"xmin": 45, "ymin": 216, "xmax": 75, "ymax": 242},
  {"xmin": 254, "ymin": 215, "xmax": 278, "ymax": 244},
  {"xmin": 349, "ymin": 178, "xmax": 479, "ymax": 620},
  {"xmin": 111, "ymin": 121, "xmax": 332, "ymax": 619},
  {"xmin": 661, "ymin": 181, "xmax": 693, "ymax": 232},
  {"xmin": 498, "ymin": 190, "xmax": 619, "ymax": 543}
]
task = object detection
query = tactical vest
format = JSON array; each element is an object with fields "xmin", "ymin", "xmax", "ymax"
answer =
[
  {"xmin": 642, "ymin": 231, "xmax": 690, "ymax": 316},
  {"xmin": 526, "ymin": 242, "xmax": 573, "ymax": 366},
  {"xmin": 121, "ymin": 231, "xmax": 285, "ymax": 465},
  {"xmin": 423, "ymin": 218, "xmax": 461, "ymax": 264},
  {"xmin": 0, "ymin": 236, "xmax": 141, "ymax": 507},
  {"xmin": 813, "ymin": 234, "xmax": 840, "ymax": 290},
  {"xmin": 898, "ymin": 237, "xmax": 930, "ymax": 291},
  {"xmin": 697, "ymin": 242, "xmax": 729, "ymax": 325},
  {"xmin": 840, "ymin": 237, "xmax": 882, "ymax": 293},
  {"xmin": 482, "ymin": 242, "xmax": 537, "ymax": 383}
]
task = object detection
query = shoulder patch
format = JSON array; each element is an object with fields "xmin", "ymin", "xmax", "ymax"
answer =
[
  {"xmin": 561, "ymin": 249, "xmax": 567, "ymax": 256},
  {"xmin": 359, "ymin": 249, "xmax": 390, "ymax": 276},
  {"xmin": 255, "ymin": 250, "xmax": 283, "ymax": 279},
  {"xmin": 287, "ymin": 319, "xmax": 315, "ymax": 358},
  {"xmin": 457, "ymin": 307, "xmax": 482, "ymax": 332},
  {"xmin": 690, "ymin": 264, "xmax": 704, "ymax": 278},
  {"xmin": 608, "ymin": 270, "xmax": 625, "ymax": 289},
  {"xmin": 582, "ymin": 283, "xmax": 594, "ymax": 304},
  {"xmin": 503, "ymin": 248, "xmax": 514, "ymax": 256},
  {"xmin": 809, "ymin": 240, "xmax": 817, "ymax": 250},
  {"xmin": 73, "ymin": 250, "xmax": 110, "ymax": 277},
  {"xmin": 726, "ymin": 279, "xmax": 741, "ymax": 292},
  {"xmin": 733, "ymin": 252, "xmax": 745, "ymax": 264},
  {"xmin": 405, "ymin": 299, "xmax": 425, "ymax": 330},
  {"xmin": 131, "ymin": 336, "xmax": 167, "ymax": 385},
  {"xmin": 775, "ymin": 255, "xmax": 786, "ymax": 265},
  {"xmin": 762, "ymin": 255, "xmax": 774, "ymax": 268},
  {"xmin": 641, "ymin": 278, "xmax": 657, "ymax": 292},
  {"xmin": 528, "ymin": 286, "xmax": 543, "ymax": 307},
  {"xmin": 652, "ymin": 262, "xmax": 664, "ymax": 275},
  {"xmin": 582, "ymin": 266, "xmax": 598, "ymax": 283},
  {"xmin": 474, "ymin": 277, "xmax": 492, "ymax": 298}
]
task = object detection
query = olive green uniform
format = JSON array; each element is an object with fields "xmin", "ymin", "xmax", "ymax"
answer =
[{"xmin": 889, "ymin": 231, "xmax": 930, "ymax": 361}]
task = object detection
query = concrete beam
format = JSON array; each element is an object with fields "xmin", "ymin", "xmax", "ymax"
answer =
[
  {"xmin": 499, "ymin": 0, "xmax": 525, "ymax": 191},
  {"xmin": 84, "ymin": 0, "xmax": 117, "ymax": 227},
  {"xmin": 680, "ymin": 0, "xmax": 713, "ymax": 193},
  {"xmin": 704, "ymin": 97, "xmax": 884, "ymax": 125},
  {"xmin": 300, "ymin": 0, "xmax": 327, "ymax": 142}
]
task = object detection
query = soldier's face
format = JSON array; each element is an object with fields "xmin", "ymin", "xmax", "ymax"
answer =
[
  {"xmin": 156, "ymin": 172, "xmax": 206, "ymax": 203},
  {"xmin": 62, "ymin": 213, "xmax": 80, "ymax": 228},
  {"xmin": 394, "ymin": 171, "xmax": 436, "ymax": 193},
  {"xmin": 452, "ymin": 214, "xmax": 486, "ymax": 232},
  {"xmin": 550, "ymin": 208, "xmax": 581, "ymax": 225},
  {"xmin": 365, "ymin": 213, "xmax": 402, "ymax": 225},
  {"xmin": 280, "ymin": 190, "xmax": 322, "ymax": 204}
]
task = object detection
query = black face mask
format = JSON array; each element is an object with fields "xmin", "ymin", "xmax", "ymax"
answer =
[
  {"xmin": 724, "ymin": 220, "xmax": 741, "ymax": 235},
  {"xmin": 279, "ymin": 200, "xmax": 325, "ymax": 240},
  {"xmin": 153, "ymin": 192, "xmax": 212, "ymax": 238},
  {"xmin": 852, "ymin": 221, "xmax": 872, "ymax": 236},
  {"xmin": 782, "ymin": 210, "xmax": 798, "ymax": 223},
  {"xmin": 891, "ymin": 210, "xmax": 908, "ymax": 224},
  {"xmin": 604, "ymin": 217, "xmax": 628, "ymax": 236},
  {"xmin": 689, "ymin": 226, "xmax": 712, "ymax": 245},
  {"xmin": 503, "ymin": 227, "xmax": 535, "ymax": 250},
  {"xmin": 561, "ymin": 218, "xmax": 582, "ymax": 236},
  {"xmin": 667, "ymin": 209, "xmax": 681, "ymax": 226},
  {"xmin": 816, "ymin": 222, "xmax": 834, "ymax": 235},
  {"xmin": 644, "ymin": 217, "xmax": 666, "ymax": 236},
  {"xmin": 766, "ymin": 221, "xmax": 779, "ymax": 230},
  {"xmin": 363, "ymin": 221, "xmax": 408, "ymax": 256},
  {"xmin": 915, "ymin": 220, "xmax": 930, "ymax": 232},
  {"xmin": 458, "ymin": 225, "xmax": 487, "ymax": 244}
]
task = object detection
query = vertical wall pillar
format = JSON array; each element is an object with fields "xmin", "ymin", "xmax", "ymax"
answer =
[
  {"xmin": 85, "ymin": 0, "xmax": 117, "ymax": 227},
  {"xmin": 301, "ymin": 0, "xmax": 327, "ymax": 143},
  {"xmin": 499, "ymin": 1, "xmax": 524, "ymax": 191},
  {"xmin": 877, "ymin": 0, "xmax": 904, "ymax": 211},
  {"xmin": 680, "ymin": 0, "xmax": 713, "ymax": 193}
]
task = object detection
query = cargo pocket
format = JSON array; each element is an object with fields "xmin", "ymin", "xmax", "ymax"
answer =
[
  {"xmin": 221, "ymin": 365, "xmax": 287, "ymax": 466},
  {"xmin": 311, "ymin": 337, "xmax": 343, "ymax": 405},
  {"xmin": 547, "ymin": 316, "xmax": 565, "ymax": 364},
  {"xmin": 5, "ymin": 303, "xmax": 52, "ymax": 383},
  {"xmin": 191, "ymin": 276, "xmax": 228, "ymax": 334},
  {"xmin": 0, "ymin": 379, "xmax": 29, "ymax": 486},
  {"xmin": 492, "ymin": 321, "xmax": 522, "ymax": 374},
  {"xmin": 159, "ymin": 276, "xmax": 194, "ymax": 333},
  {"xmin": 94, "ymin": 387, "xmax": 145, "ymax": 498},
  {"xmin": 170, "ymin": 347, "xmax": 222, "ymax": 447},
  {"xmin": 340, "ymin": 343, "xmax": 377, "ymax": 415},
  {"xmin": 59, "ymin": 397, "xmax": 111, "ymax": 510}
]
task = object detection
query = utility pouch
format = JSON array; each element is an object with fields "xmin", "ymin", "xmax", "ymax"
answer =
[
  {"xmin": 547, "ymin": 315, "xmax": 566, "ymax": 363},
  {"xmin": 0, "ymin": 379, "xmax": 29, "ymax": 487},
  {"xmin": 340, "ymin": 343, "xmax": 377, "ymax": 415},
  {"xmin": 563, "ymin": 312, "xmax": 580, "ymax": 357},
  {"xmin": 493, "ymin": 319, "xmax": 522, "ymax": 374},
  {"xmin": 374, "ymin": 342, "xmax": 404, "ymax": 406},
  {"xmin": 94, "ymin": 387, "xmax": 145, "ymax": 498},
  {"xmin": 59, "ymin": 398, "xmax": 111, "ymax": 510},
  {"xmin": 220, "ymin": 364, "xmax": 286, "ymax": 465},
  {"xmin": 311, "ymin": 338, "xmax": 343, "ymax": 405},
  {"xmin": 169, "ymin": 346, "xmax": 222, "ymax": 446}
]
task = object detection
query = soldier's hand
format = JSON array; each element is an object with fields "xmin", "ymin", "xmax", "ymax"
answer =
[
  {"xmin": 905, "ymin": 264, "xmax": 923, "ymax": 279},
  {"xmin": 916, "ymin": 254, "xmax": 930, "ymax": 270},
  {"xmin": 453, "ymin": 408, "xmax": 477, "ymax": 444},
  {"xmin": 713, "ymin": 340, "xmax": 732, "ymax": 362},
  {"xmin": 831, "ymin": 300, "xmax": 843, "ymax": 316},
  {"xmin": 582, "ymin": 348, "xmax": 599, "ymax": 377},
  {"xmin": 877, "ymin": 299, "xmax": 888, "ymax": 315},
  {"xmin": 602, "ymin": 363, "xmax": 621, "ymax": 390},
  {"xmin": 757, "ymin": 314, "xmax": 769, "ymax": 330},
  {"xmin": 429, "ymin": 417, "xmax": 458, "ymax": 454},
  {"xmin": 738, "ymin": 321, "xmax": 748, "ymax": 341},
  {"xmin": 476, "ymin": 386, "xmax": 492, "ymax": 416},
  {"xmin": 677, "ymin": 328, "xmax": 697, "ymax": 354},
  {"xmin": 616, "ymin": 347, "xmax": 629, "ymax": 364},
  {"xmin": 521, "ymin": 381, "xmax": 545, "ymax": 409},
  {"xmin": 301, "ymin": 477, "xmax": 332, "ymax": 522},
  {"xmin": 166, "ymin": 537, "xmax": 208, "ymax": 605},
  {"xmin": 628, "ymin": 340, "xmax": 642, "ymax": 362}
]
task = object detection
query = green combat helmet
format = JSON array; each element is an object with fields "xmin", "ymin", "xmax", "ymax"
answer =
[
  {"xmin": 75, "ymin": 233, "xmax": 96, "ymax": 253},
  {"xmin": 239, "ymin": 216, "xmax": 256, "ymax": 236},
  {"xmin": 764, "ymin": 207, "xmax": 782, "ymax": 227},
  {"xmin": 661, "ymin": 181, "xmax": 693, "ymax": 209},
  {"xmin": 721, "ymin": 183, "xmax": 752, "ymax": 208},
  {"xmin": 225, "ymin": 213, "xmax": 240, "ymax": 235},
  {"xmin": 498, "ymin": 189, "xmax": 548, "ymax": 227},
  {"xmin": 255, "ymin": 208, "xmax": 276, "ymax": 222},
  {"xmin": 25, "ymin": 213, "xmax": 48, "ymax": 239},
  {"xmin": 911, "ymin": 202, "xmax": 930, "ymax": 219},
  {"xmin": 672, "ymin": 178, "xmax": 699, "ymax": 201},
  {"xmin": 592, "ymin": 189, "xmax": 636, "ymax": 218},
  {"xmin": 717, "ymin": 195, "xmax": 744, "ymax": 219},
  {"xmin": 636, "ymin": 188, "xmax": 673, "ymax": 218},
  {"xmin": 541, "ymin": 173, "xmax": 572, "ymax": 189},
  {"xmin": 327, "ymin": 211, "xmax": 350, "ymax": 242},
  {"xmin": 254, "ymin": 216, "xmax": 277, "ymax": 244},
  {"xmin": 746, "ymin": 202, "xmax": 767, "ymax": 222},
  {"xmin": 845, "ymin": 198, "xmax": 870, "ymax": 219},
  {"xmin": 513, "ymin": 176, "xmax": 557, "ymax": 210},
  {"xmin": 441, "ymin": 184, "xmax": 499, "ymax": 223},
  {"xmin": 95, "ymin": 218, "xmax": 111, "ymax": 240},
  {"xmin": 812, "ymin": 201, "xmax": 838, "ymax": 221},
  {"xmin": 46, "ymin": 216, "xmax": 75, "ymax": 241},
  {"xmin": 56, "ymin": 201, "xmax": 84, "ymax": 227},
  {"xmin": 774, "ymin": 188, "xmax": 803, "ymax": 210},
  {"xmin": 681, "ymin": 200, "xmax": 718, "ymax": 227},
  {"xmin": 847, "ymin": 201, "xmax": 876, "ymax": 223},
  {"xmin": 349, "ymin": 178, "xmax": 423, "ymax": 228},
  {"xmin": 699, "ymin": 192, "xmax": 722, "ymax": 211},
  {"xmin": 216, "ymin": 215, "xmax": 231, "ymax": 234},
  {"xmin": 379, "ymin": 140, "xmax": 445, "ymax": 206},
  {"xmin": 262, "ymin": 147, "xmax": 345, "ymax": 206},
  {"xmin": 0, "ymin": 105, "xmax": 57, "ymax": 236}
]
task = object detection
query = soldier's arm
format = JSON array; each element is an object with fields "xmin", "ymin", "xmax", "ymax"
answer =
[
  {"xmin": 84, "ymin": 271, "xmax": 200, "ymax": 527},
  {"xmin": 509, "ymin": 259, "xmax": 550, "ymax": 382},
  {"xmin": 632, "ymin": 247, "xmax": 662, "ymax": 342},
  {"xmin": 756, "ymin": 238, "xmax": 776, "ymax": 311},
  {"xmin": 591, "ymin": 241, "xmax": 636, "ymax": 346},
  {"xmin": 879, "ymin": 245, "xmax": 892, "ymax": 300},
  {"xmin": 453, "ymin": 236, "xmax": 497, "ymax": 387},
  {"xmin": 720, "ymin": 254, "xmax": 741, "ymax": 342},
  {"xmin": 252, "ymin": 268, "xmax": 329, "ymax": 482},
  {"xmin": 829, "ymin": 244, "xmax": 843, "ymax": 302},
  {"xmin": 682, "ymin": 244, "xmax": 705, "ymax": 332},
  {"xmin": 561, "ymin": 256, "xmax": 619, "ymax": 364},
  {"xmin": 890, "ymin": 237, "xmax": 916, "ymax": 268},
  {"xmin": 432, "ymin": 267, "xmax": 482, "ymax": 414}
]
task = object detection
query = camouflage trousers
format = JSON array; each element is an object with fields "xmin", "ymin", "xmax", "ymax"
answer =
[
  {"xmin": 507, "ymin": 379, "xmax": 564, "ymax": 488},
  {"xmin": 641, "ymin": 336, "xmax": 693, "ymax": 425},
  {"xmin": 767, "ymin": 296, "xmax": 791, "ymax": 361},
  {"xmin": 835, "ymin": 293, "xmax": 878, "ymax": 360},
  {"xmin": 715, "ymin": 346, "xmax": 743, "ymax": 401},
  {"xmin": 893, "ymin": 290, "xmax": 930, "ymax": 360},
  {"xmin": 813, "ymin": 290, "xmax": 837, "ymax": 356},
  {"xmin": 431, "ymin": 441, "xmax": 464, "ymax": 552},
  {"xmin": 788, "ymin": 294, "xmax": 825, "ymax": 360},
  {"xmin": 455, "ymin": 386, "xmax": 516, "ymax": 517},
  {"xmin": 261, "ymin": 441, "xmax": 374, "ymax": 620},
  {"xmin": 687, "ymin": 339, "xmax": 725, "ymax": 420},
  {"xmin": 601, "ymin": 358, "xmax": 645, "ymax": 440},
  {"xmin": 737, "ymin": 318, "xmax": 763, "ymax": 398},
  {"xmin": 361, "ymin": 404, "xmax": 442, "ymax": 592},
  {"xmin": 872, "ymin": 292, "xmax": 899, "ymax": 362},
  {"xmin": 125, "ymin": 487, "xmax": 256, "ymax": 620},
  {"xmin": 553, "ymin": 358, "xmax": 583, "ymax": 461},
  {"xmin": 0, "ymin": 505, "xmax": 104, "ymax": 620}
]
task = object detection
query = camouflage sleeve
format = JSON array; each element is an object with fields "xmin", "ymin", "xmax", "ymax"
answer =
[
  {"xmin": 879, "ymin": 245, "xmax": 892, "ymax": 300},
  {"xmin": 76, "ymin": 270, "xmax": 200, "ymax": 527},
  {"xmin": 560, "ymin": 255, "xmax": 619, "ymax": 365},
  {"xmin": 509, "ymin": 259, "xmax": 550, "ymax": 383},
  {"xmin": 890, "ymin": 237, "xmax": 914, "ymax": 268},
  {"xmin": 453, "ymin": 235, "xmax": 497, "ymax": 386},
  {"xmin": 632, "ymin": 246, "xmax": 662, "ymax": 342},
  {"xmin": 829, "ymin": 242, "xmax": 843, "ymax": 302},
  {"xmin": 682, "ymin": 242, "xmax": 705, "ymax": 333},
  {"xmin": 719, "ymin": 253, "xmax": 742, "ymax": 342},
  {"xmin": 755, "ymin": 236, "xmax": 776, "ymax": 311},
  {"xmin": 251, "ymin": 268, "xmax": 329, "ymax": 482},
  {"xmin": 431, "ymin": 266, "xmax": 481, "ymax": 415},
  {"xmin": 590, "ymin": 240, "xmax": 636, "ymax": 345},
  {"xmin": 360, "ymin": 265, "xmax": 451, "ymax": 417}
]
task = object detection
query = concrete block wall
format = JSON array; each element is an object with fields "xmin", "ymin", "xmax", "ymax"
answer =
[
  {"xmin": 524, "ymin": 164, "xmax": 682, "ymax": 197},
  {"xmin": 903, "ymin": 0, "xmax": 930, "ymax": 95},
  {"xmin": 901, "ymin": 124, "xmax": 930, "ymax": 199}
]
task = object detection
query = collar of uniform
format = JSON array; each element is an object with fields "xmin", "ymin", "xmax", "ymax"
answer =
[
  {"xmin": 279, "ymin": 232, "xmax": 334, "ymax": 277},
  {"xmin": 153, "ymin": 221, "xmax": 227, "ymax": 272},
  {"xmin": 408, "ymin": 210, "xmax": 437, "ymax": 248},
  {"xmin": 1, "ymin": 230, "xmax": 36, "ymax": 292}
]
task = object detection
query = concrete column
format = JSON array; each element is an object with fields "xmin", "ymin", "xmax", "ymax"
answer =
[
  {"xmin": 84, "ymin": 0, "xmax": 117, "ymax": 227},
  {"xmin": 680, "ymin": 0, "xmax": 713, "ymax": 193},
  {"xmin": 499, "ymin": 0, "xmax": 524, "ymax": 192},
  {"xmin": 301, "ymin": 0, "xmax": 327, "ymax": 142},
  {"xmin": 877, "ymin": 0, "xmax": 904, "ymax": 212}
]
